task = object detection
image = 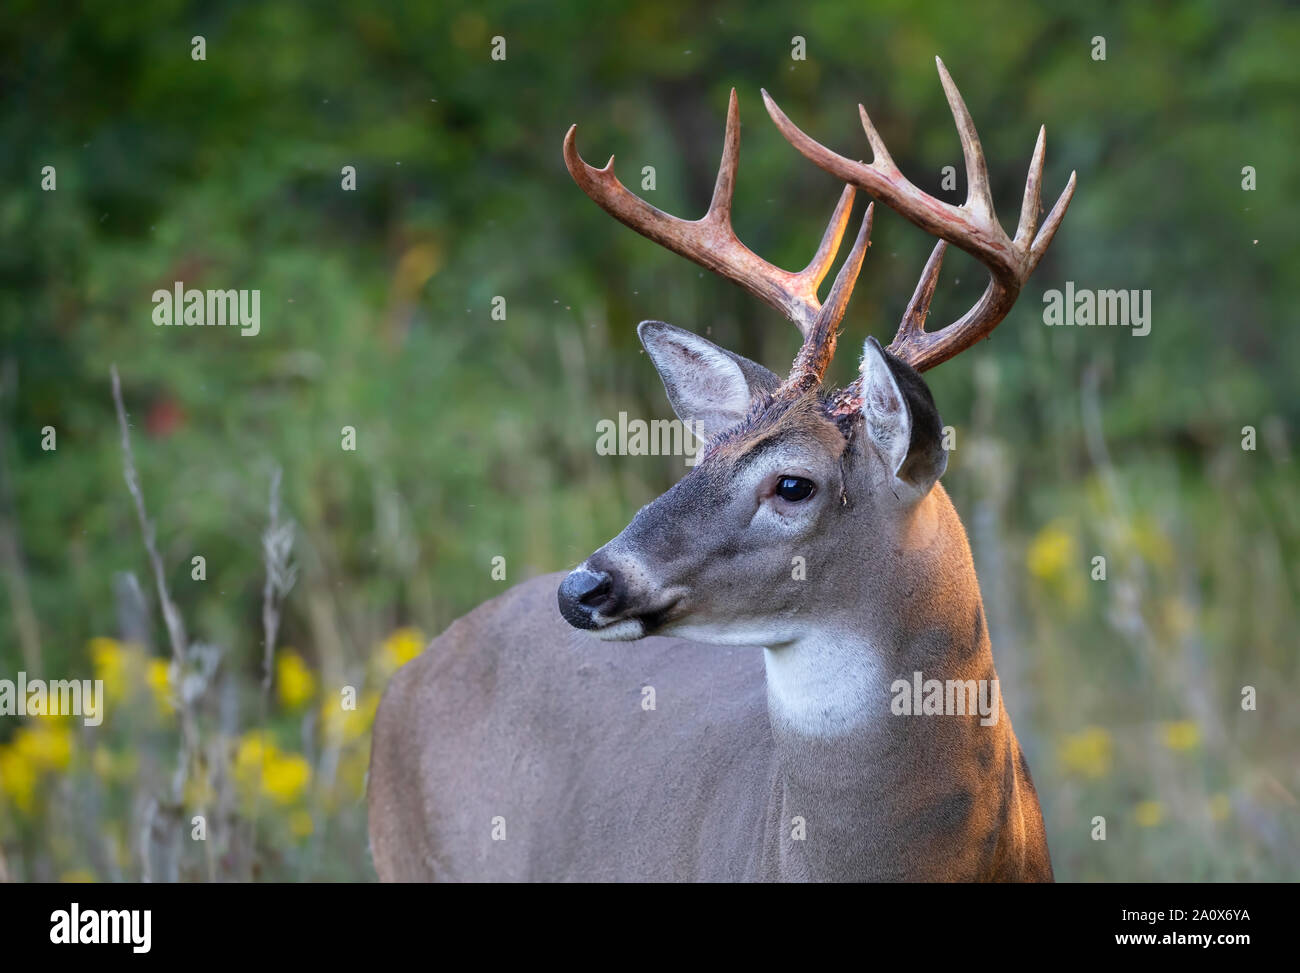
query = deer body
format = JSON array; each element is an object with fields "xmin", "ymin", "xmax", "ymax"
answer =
[
  {"xmin": 370, "ymin": 59, "xmax": 1073, "ymax": 882},
  {"xmin": 369, "ymin": 486, "xmax": 1050, "ymax": 881}
]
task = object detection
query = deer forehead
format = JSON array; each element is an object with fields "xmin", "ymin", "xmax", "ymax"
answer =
[{"xmin": 703, "ymin": 393, "xmax": 849, "ymax": 472}]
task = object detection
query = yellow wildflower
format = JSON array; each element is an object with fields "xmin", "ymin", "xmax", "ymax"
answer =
[
  {"xmin": 1027, "ymin": 522, "xmax": 1076, "ymax": 583},
  {"xmin": 89, "ymin": 638, "xmax": 150, "ymax": 711},
  {"xmin": 145, "ymin": 658, "xmax": 175, "ymax": 715},
  {"xmin": 1135, "ymin": 800, "xmax": 1164, "ymax": 827},
  {"xmin": 14, "ymin": 722, "xmax": 73, "ymax": 771},
  {"xmin": 89, "ymin": 637, "xmax": 128, "ymax": 703},
  {"xmin": 1058, "ymin": 726, "xmax": 1113, "ymax": 779},
  {"xmin": 276, "ymin": 650, "xmax": 317, "ymax": 710},
  {"xmin": 234, "ymin": 732, "xmax": 272, "ymax": 787},
  {"xmin": 262, "ymin": 752, "xmax": 311, "ymax": 804},
  {"xmin": 1161, "ymin": 721, "xmax": 1200, "ymax": 751},
  {"xmin": 378, "ymin": 627, "xmax": 426, "ymax": 674},
  {"xmin": 60, "ymin": 869, "xmax": 97, "ymax": 883},
  {"xmin": 0, "ymin": 745, "xmax": 37, "ymax": 812},
  {"xmin": 232, "ymin": 731, "xmax": 311, "ymax": 805},
  {"xmin": 321, "ymin": 688, "xmax": 380, "ymax": 745}
]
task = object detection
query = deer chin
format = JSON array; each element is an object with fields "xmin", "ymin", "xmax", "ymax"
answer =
[
  {"xmin": 588, "ymin": 596, "xmax": 682, "ymax": 642},
  {"xmin": 589, "ymin": 617, "xmax": 646, "ymax": 642}
]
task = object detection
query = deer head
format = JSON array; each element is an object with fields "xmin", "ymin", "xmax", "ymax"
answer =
[{"xmin": 557, "ymin": 58, "xmax": 1075, "ymax": 647}]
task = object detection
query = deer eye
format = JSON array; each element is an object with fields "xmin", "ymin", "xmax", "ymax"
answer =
[{"xmin": 774, "ymin": 476, "xmax": 815, "ymax": 502}]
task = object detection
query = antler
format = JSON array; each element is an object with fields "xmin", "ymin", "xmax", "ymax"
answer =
[
  {"xmin": 564, "ymin": 89, "xmax": 872, "ymax": 392},
  {"xmin": 762, "ymin": 56, "xmax": 1076, "ymax": 381}
]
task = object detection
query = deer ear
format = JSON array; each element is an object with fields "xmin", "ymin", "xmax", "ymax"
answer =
[
  {"xmin": 859, "ymin": 337, "xmax": 947, "ymax": 496},
  {"xmin": 638, "ymin": 321, "xmax": 779, "ymax": 442}
]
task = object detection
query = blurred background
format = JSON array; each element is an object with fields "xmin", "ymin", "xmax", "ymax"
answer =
[{"xmin": 1, "ymin": 0, "xmax": 1296, "ymax": 881}]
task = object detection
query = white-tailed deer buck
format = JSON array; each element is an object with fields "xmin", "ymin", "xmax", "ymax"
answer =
[{"xmin": 370, "ymin": 58, "xmax": 1075, "ymax": 881}]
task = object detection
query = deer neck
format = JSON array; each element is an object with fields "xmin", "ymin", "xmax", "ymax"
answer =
[
  {"xmin": 763, "ymin": 486, "xmax": 981, "ymax": 729},
  {"xmin": 758, "ymin": 485, "xmax": 1010, "ymax": 879}
]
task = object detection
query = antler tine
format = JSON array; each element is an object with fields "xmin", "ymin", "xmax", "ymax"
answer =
[
  {"xmin": 1031, "ymin": 167, "xmax": 1077, "ymax": 266},
  {"xmin": 896, "ymin": 239, "xmax": 947, "ymax": 345},
  {"xmin": 1015, "ymin": 125, "xmax": 1047, "ymax": 245},
  {"xmin": 564, "ymin": 89, "xmax": 859, "ymax": 339},
  {"xmin": 763, "ymin": 57, "xmax": 1077, "ymax": 373},
  {"xmin": 831, "ymin": 239, "xmax": 944, "ymax": 417},
  {"xmin": 786, "ymin": 203, "xmax": 874, "ymax": 393},
  {"xmin": 935, "ymin": 57, "xmax": 995, "ymax": 225}
]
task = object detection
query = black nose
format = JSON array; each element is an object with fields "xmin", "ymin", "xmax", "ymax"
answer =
[{"xmin": 557, "ymin": 568, "xmax": 614, "ymax": 629}]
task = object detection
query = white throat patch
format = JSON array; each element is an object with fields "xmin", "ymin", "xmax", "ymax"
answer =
[{"xmin": 763, "ymin": 631, "xmax": 883, "ymax": 737}]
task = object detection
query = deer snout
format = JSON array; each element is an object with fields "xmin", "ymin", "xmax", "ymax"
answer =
[{"xmin": 557, "ymin": 567, "xmax": 616, "ymax": 629}]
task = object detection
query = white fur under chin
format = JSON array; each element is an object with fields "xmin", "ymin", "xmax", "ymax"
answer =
[
  {"xmin": 763, "ymin": 631, "xmax": 881, "ymax": 737},
  {"xmin": 591, "ymin": 618, "xmax": 646, "ymax": 642}
]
